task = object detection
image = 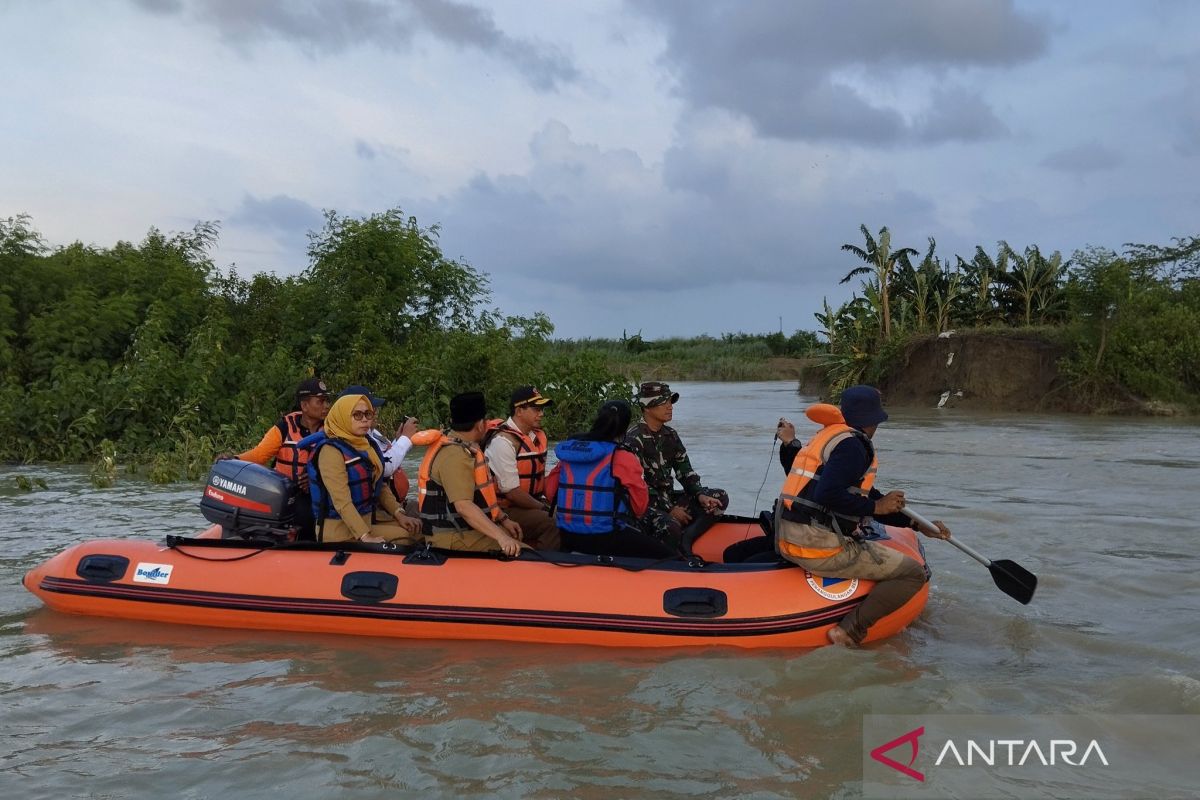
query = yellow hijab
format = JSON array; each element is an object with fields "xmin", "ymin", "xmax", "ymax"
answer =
[{"xmin": 324, "ymin": 394, "xmax": 383, "ymax": 479}]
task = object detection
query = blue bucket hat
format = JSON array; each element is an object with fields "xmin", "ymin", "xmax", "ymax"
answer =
[
  {"xmin": 340, "ymin": 384, "xmax": 386, "ymax": 408},
  {"xmin": 840, "ymin": 385, "xmax": 888, "ymax": 429}
]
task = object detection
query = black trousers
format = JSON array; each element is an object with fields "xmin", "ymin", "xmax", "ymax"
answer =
[
  {"xmin": 561, "ymin": 528, "xmax": 677, "ymax": 560},
  {"xmin": 293, "ymin": 490, "xmax": 316, "ymax": 541}
]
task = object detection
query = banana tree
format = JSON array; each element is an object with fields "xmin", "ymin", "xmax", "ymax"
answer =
[
  {"xmin": 996, "ymin": 243, "xmax": 1067, "ymax": 325},
  {"xmin": 840, "ymin": 225, "xmax": 918, "ymax": 341}
]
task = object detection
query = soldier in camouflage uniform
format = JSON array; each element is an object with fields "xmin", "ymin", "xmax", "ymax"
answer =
[{"xmin": 623, "ymin": 381, "xmax": 730, "ymax": 553}]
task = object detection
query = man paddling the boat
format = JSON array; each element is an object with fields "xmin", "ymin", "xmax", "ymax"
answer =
[{"xmin": 775, "ymin": 385, "xmax": 951, "ymax": 646}]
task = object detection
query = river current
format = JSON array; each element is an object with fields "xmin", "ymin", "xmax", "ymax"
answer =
[{"xmin": 2, "ymin": 381, "xmax": 1198, "ymax": 799}]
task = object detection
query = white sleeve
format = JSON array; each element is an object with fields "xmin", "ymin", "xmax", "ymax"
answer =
[
  {"xmin": 389, "ymin": 435, "xmax": 413, "ymax": 464},
  {"xmin": 370, "ymin": 430, "xmax": 400, "ymax": 478},
  {"xmin": 484, "ymin": 435, "xmax": 521, "ymax": 493}
]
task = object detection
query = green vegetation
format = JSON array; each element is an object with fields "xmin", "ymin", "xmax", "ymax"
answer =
[
  {"xmin": 4, "ymin": 203, "xmax": 1192, "ymax": 487},
  {"xmin": 822, "ymin": 225, "xmax": 1200, "ymax": 410},
  {"xmin": 0, "ymin": 210, "xmax": 629, "ymax": 482},
  {"xmin": 549, "ymin": 330, "xmax": 824, "ymax": 382}
]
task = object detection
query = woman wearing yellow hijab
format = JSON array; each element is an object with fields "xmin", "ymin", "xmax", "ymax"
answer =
[{"xmin": 308, "ymin": 394, "xmax": 422, "ymax": 544}]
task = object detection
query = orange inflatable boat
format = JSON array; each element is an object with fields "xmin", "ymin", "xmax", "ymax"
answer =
[
  {"xmin": 23, "ymin": 456, "xmax": 930, "ymax": 648},
  {"xmin": 23, "ymin": 518, "xmax": 928, "ymax": 649}
]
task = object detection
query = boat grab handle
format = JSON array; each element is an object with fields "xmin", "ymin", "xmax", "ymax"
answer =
[
  {"xmin": 76, "ymin": 555, "xmax": 130, "ymax": 583},
  {"xmin": 340, "ymin": 571, "xmax": 399, "ymax": 603},
  {"xmin": 663, "ymin": 587, "xmax": 728, "ymax": 618}
]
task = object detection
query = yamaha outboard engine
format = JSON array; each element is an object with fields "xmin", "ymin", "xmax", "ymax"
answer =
[{"xmin": 200, "ymin": 460, "xmax": 296, "ymax": 542}]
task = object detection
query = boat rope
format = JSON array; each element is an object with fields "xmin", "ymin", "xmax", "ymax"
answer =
[
  {"xmin": 517, "ymin": 546, "xmax": 703, "ymax": 573},
  {"xmin": 167, "ymin": 542, "xmax": 272, "ymax": 562},
  {"xmin": 750, "ymin": 434, "xmax": 778, "ymax": 522}
]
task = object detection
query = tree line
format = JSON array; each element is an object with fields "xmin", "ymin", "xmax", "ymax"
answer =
[
  {"xmin": 821, "ymin": 224, "xmax": 1200, "ymax": 408},
  {"xmin": 0, "ymin": 210, "xmax": 628, "ymax": 482}
]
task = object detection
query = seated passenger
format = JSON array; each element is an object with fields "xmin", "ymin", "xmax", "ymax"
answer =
[
  {"xmin": 307, "ymin": 393, "xmax": 422, "ymax": 544},
  {"xmin": 545, "ymin": 400, "xmax": 676, "ymax": 559},
  {"xmin": 624, "ymin": 381, "xmax": 730, "ymax": 555},
  {"xmin": 230, "ymin": 377, "xmax": 330, "ymax": 540},
  {"xmin": 416, "ymin": 392, "xmax": 525, "ymax": 557},
  {"xmin": 482, "ymin": 386, "xmax": 561, "ymax": 550},
  {"xmin": 339, "ymin": 384, "xmax": 419, "ymax": 509}
]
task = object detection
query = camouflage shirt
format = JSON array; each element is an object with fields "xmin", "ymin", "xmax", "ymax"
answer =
[{"xmin": 623, "ymin": 422, "xmax": 703, "ymax": 514}]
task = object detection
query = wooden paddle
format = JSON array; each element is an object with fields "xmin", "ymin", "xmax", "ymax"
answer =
[{"xmin": 903, "ymin": 508, "xmax": 1037, "ymax": 605}]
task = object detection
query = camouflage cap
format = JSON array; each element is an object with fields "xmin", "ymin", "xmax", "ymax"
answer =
[{"xmin": 636, "ymin": 381, "xmax": 680, "ymax": 407}]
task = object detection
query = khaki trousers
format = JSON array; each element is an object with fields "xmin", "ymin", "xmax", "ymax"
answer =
[
  {"xmin": 505, "ymin": 506, "xmax": 561, "ymax": 550},
  {"xmin": 427, "ymin": 528, "xmax": 498, "ymax": 552},
  {"xmin": 777, "ymin": 518, "xmax": 926, "ymax": 643},
  {"xmin": 319, "ymin": 517, "xmax": 421, "ymax": 546}
]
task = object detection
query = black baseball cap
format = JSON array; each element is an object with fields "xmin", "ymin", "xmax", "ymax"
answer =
[
  {"xmin": 295, "ymin": 378, "xmax": 330, "ymax": 401},
  {"xmin": 511, "ymin": 386, "xmax": 554, "ymax": 409}
]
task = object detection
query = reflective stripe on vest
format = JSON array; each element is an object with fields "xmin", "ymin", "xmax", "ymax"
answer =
[
  {"xmin": 553, "ymin": 439, "xmax": 628, "ymax": 534},
  {"xmin": 777, "ymin": 423, "xmax": 878, "ymax": 554},
  {"xmin": 417, "ymin": 435, "xmax": 504, "ymax": 533},
  {"xmin": 274, "ymin": 411, "xmax": 317, "ymax": 484}
]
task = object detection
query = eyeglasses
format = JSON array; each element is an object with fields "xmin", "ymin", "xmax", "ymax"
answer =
[{"xmin": 351, "ymin": 410, "xmax": 376, "ymax": 421}]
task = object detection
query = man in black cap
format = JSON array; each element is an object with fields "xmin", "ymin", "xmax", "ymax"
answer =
[
  {"xmin": 482, "ymin": 386, "xmax": 560, "ymax": 550},
  {"xmin": 416, "ymin": 391, "xmax": 525, "ymax": 556},
  {"xmin": 623, "ymin": 381, "xmax": 729, "ymax": 554},
  {"xmin": 775, "ymin": 384, "xmax": 951, "ymax": 646},
  {"xmin": 232, "ymin": 377, "xmax": 332, "ymax": 539}
]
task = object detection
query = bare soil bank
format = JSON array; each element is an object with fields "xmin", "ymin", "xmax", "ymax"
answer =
[
  {"xmin": 876, "ymin": 331, "xmax": 1182, "ymax": 415},
  {"xmin": 879, "ymin": 331, "xmax": 1067, "ymax": 411}
]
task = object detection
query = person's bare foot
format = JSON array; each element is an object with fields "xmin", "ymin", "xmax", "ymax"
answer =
[{"xmin": 827, "ymin": 626, "xmax": 855, "ymax": 647}]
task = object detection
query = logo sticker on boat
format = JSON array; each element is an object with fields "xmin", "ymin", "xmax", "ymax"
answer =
[
  {"xmin": 804, "ymin": 572, "xmax": 859, "ymax": 600},
  {"xmin": 133, "ymin": 563, "xmax": 173, "ymax": 585}
]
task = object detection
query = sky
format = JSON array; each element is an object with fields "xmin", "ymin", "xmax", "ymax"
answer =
[{"xmin": 2, "ymin": 0, "xmax": 1198, "ymax": 339}]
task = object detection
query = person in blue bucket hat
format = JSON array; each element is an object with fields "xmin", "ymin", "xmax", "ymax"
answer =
[{"xmin": 774, "ymin": 384, "xmax": 952, "ymax": 646}]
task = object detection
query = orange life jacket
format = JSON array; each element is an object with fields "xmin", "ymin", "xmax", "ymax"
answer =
[
  {"xmin": 274, "ymin": 412, "xmax": 319, "ymax": 489},
  {"xmin": 777, "ymin": 406, "xmax": 878, "ymax": 558},
  {"xmin": 417, "ymin": 434, "xmax": 504, "ymax": 534},
  {"xmin": 484, "ymin": 419, "xmax": 548, "ymax": 502}
]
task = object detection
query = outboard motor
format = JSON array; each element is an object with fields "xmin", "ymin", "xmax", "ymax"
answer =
[{"xmin": 200, "ymin": 460, "xmax": 296, "ymax": 542}]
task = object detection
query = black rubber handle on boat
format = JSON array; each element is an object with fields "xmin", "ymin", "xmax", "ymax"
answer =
[{"xmin": 904, "ymin": 508, "xmax": 1037, "ymax": 605}]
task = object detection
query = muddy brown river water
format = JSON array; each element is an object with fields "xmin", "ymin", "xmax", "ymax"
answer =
[{"xmin": 2, "ymin": 381, "xmax": 1197, "ymax": 798}]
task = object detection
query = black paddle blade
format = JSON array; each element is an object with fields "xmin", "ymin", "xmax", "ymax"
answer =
[{"xmin": 989, "ymin": 559, "xmax": 1037, "ymax": 605}]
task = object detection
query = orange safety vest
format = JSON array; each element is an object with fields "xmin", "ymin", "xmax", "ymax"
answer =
[
  {"xmin": 777, "ymin": 406, "xmax": 878, "ymax": 559},
  {"xmin": 484, "ymin": 419, "xmax": 548, "ymax": 502},
  {"xmin": 417, "ymin": 434, "xmax": 505, "ymax": 534},
  {"xmin": 274, "ymin": 412, "xmax": 319, "ymax": 488}
]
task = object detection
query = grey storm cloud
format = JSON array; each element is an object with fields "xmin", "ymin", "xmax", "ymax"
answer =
[
  {"xmin": 423, "ymin": 121, "xmax": 941, "ymax": 296},
  {"xmin": 228, "ymin": 193, "xmax": 324, "ymax": 238},
  {"xmin": 1040, "ymin": 141, "xmax": 1123, "ymax": 174},
  {"xmin": 633, "ymin": 0, "xmax": 1048, "ymax": 145},
  {"xmin": 355, "ymin": 139, "xmax": 377, "ymax": 160},
  {"xmin": 131, "ymin": 0, "xmax": 579, "ymax": 91},
  {"xmin": 912, "ymin": 85, "xmax": 1009, "ymax": 142}
]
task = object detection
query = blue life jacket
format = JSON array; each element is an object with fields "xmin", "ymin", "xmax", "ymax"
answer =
[
  {"xmin": 554, "ymin": 439, "xmax": 630, "ymax": 535},
  {"xmin": 307, "ymin": 437, "xmax": 384, "ymax": 524}
]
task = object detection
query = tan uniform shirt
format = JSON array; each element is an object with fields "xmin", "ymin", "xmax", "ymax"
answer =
[
  {"xmin": 316, "ymin": 445, "xmax": 402, "ymax": 538},
  {"xmin": 428, "ymin": 441, "xmax": 480, "ymax": 509}
]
